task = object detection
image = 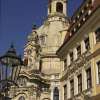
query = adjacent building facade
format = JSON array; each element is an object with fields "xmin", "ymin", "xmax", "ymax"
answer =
[
  {"xmin": 9, "ymin": 0, "xmax": 100, "ymax": 100},
  {"xmin": 57, "ymin": 0, "xmax": 100, "ymax": 100}
]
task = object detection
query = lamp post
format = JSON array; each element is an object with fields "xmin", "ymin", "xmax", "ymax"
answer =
[{"xmin": 0, "ymin": 44, "xmax": 23, "ymax": 99}]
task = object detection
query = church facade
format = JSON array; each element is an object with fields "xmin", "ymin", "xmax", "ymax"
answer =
[{"xmin": 9, "ymin": 0, "xmax": 100, "ymax": 100}]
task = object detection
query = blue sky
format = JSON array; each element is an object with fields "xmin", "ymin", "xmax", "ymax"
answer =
[{"xmin": 0, "ymin": 0, "xmax": 83, "ymax": 56}]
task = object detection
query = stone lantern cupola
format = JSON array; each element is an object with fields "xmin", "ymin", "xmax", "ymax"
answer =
[{"xmin": 48, "ymin": 0, "xmax": 67, "ymax": 16}]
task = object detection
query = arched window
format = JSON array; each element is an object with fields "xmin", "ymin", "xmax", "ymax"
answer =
[
  {"xmin": 49, "ymin": 4, "xmax": 52, "ymax": 13},
  {"xmin": 53, "ymin": 87, "xmax": 59, "ymax": 100},
  {"xmin": 56, "ymin": 2, "xmax": 63, "ymax": 13},
  {"xmin": 18, "ymin": 96, "xmax": 25, "ymax": 100}
]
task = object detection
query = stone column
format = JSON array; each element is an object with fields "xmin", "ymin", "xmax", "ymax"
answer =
[
  {"xmin": 82, "ymin": 68, "xmax": 87, "ymax": 91},
  {"xmin": 67, "ymin": 54, "xmax": 70, "ymax": 66},
  {"xmin": 74, "ymin": 74, "xmax": 78, "ymax": 95},
  {"xmin": 81, "ymin": 40, "xmax": 86, "ymax": 53},
  {"xmin": 73, "ymin": 48, "xmax": 77, "ymax": 60},
  {"xmin": 89, "ymin": 32, "xmax": 95, "ymax": 51},
  {"xmin": 59, "ymin": 85, "xmax": 62, "ymax": 100},
  {"xmin": 51, "ymin": 87, "xmax": 54, "ymax": 100},
  {"xmin": 67, "ymin": 80, "xmax": 70, "ymax": 99}
]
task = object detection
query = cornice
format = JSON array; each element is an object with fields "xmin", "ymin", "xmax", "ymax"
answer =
[
  {"xmin": 47, "ymin": 12, "xmax": 66, "ymax": 18},
  {"xmin": 40, "ymin": 53, "xmax": 58, "ymax": 58}
]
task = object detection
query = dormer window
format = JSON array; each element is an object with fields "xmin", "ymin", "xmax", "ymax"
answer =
[{"xmin": 56, "ymin": 2, "xmax": 63, "ymax": 13}]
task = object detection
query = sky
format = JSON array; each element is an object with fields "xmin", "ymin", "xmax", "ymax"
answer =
[{"xmin": 0, "ymin": 0, "xmax": 83, "ymax": 57}]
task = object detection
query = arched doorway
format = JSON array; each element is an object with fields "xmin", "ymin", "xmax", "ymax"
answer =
[{"xmin": 53, "ymin": 87, "xmax": 59, "ymax": 100}]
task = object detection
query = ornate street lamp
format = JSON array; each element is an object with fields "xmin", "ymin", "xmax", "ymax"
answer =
[{"xmin": 0, "ymin": 44, "xmax": 23, "ymax": 99}]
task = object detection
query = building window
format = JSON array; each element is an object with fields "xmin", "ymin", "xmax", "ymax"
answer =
[
  {"xmin": 77, "ymin": 45, "xmax": 81, "ymax": 57},
  {"xmin": 64, "ymin": 59, "xmax": 67, "ymax": 70},
  {"xmin": 78, "ymin": 74, "xmax": 82, "ymax": 93},
  {"xmin": 86, "ymin": 68, "xmax": 92, "ymax": 89},
  {"xmin": 53, "ymin": 87, "xmax": 59, "ymax": 100},
  {"xmin": 95, "ymin": 27, "xmax": 100, "ymax": 42},
  {"xmin": 70, "ymin": 52, "xmax": 73, "ymax": 62},
  {"xmin": 64, "ymin": 85, "xmax": 67, "ymax": 100},
  {"xmin": 84, "ymin": 37, "xmax": 90, "ymax": 50},
  {"xmin": 56, "ymin": 2, "xmax": 63, "ymax": 13},
  {"xmin": 97, "ymin": 61, "xmax": 100, "ymax": 84},
  {"xmin": 70, "ymin": 79, "xmax": 74, "ymax": 98}
]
